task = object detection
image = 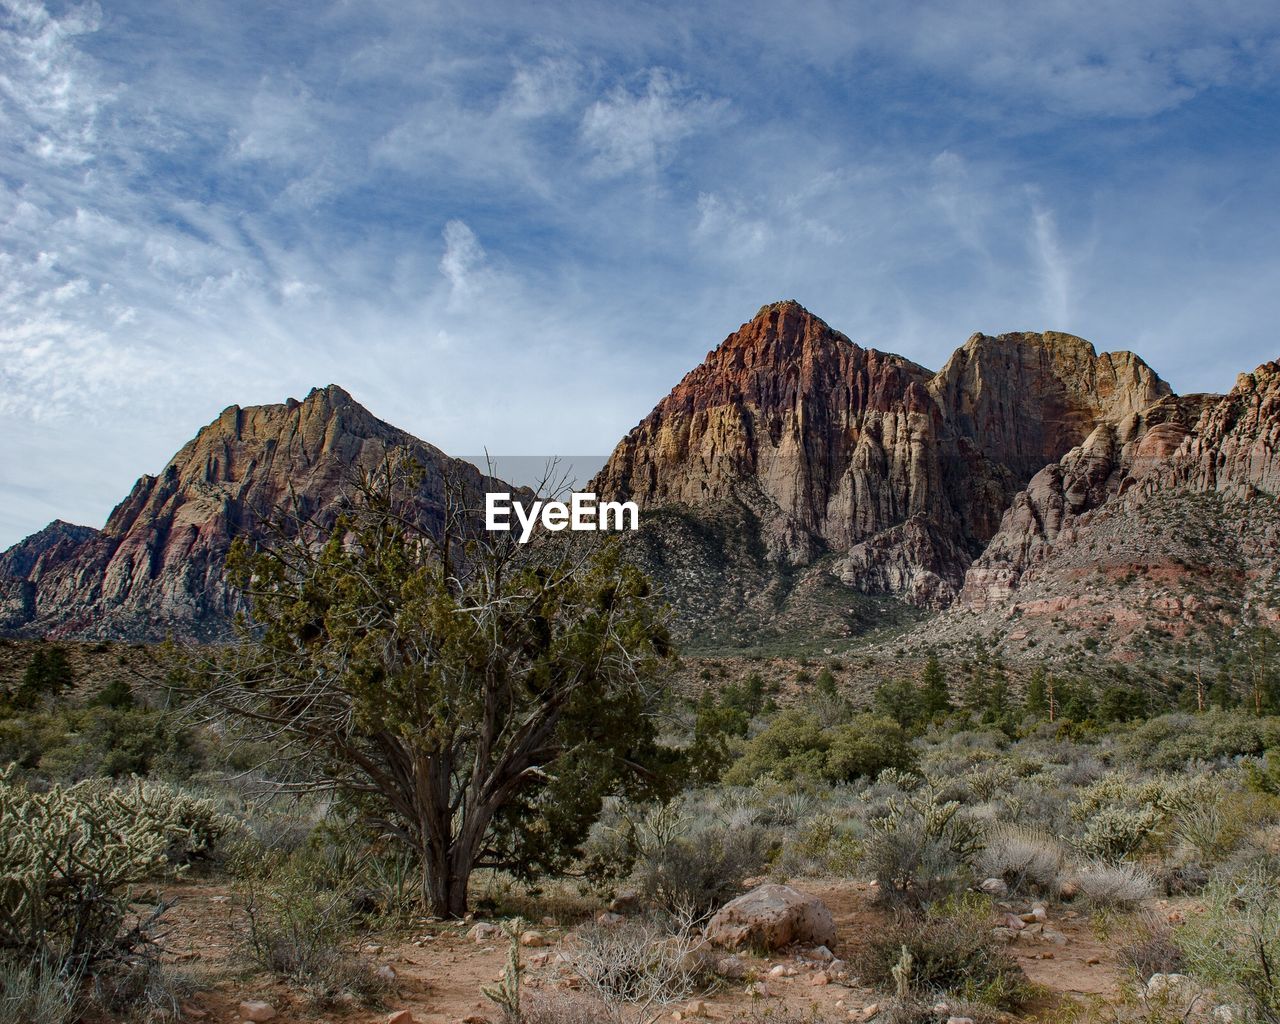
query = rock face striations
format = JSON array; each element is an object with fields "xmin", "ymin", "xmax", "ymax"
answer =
[
  {"xmin": 595, "ymin": 301, "xmax": 1172, "ymax": 616},
  {"xmin": 3, "ymin": 302, "xmax": 1276, "ymax": 657},
  {"xmin": 0, "ymin": 386, "xmax": 496, "ymax": 641}
]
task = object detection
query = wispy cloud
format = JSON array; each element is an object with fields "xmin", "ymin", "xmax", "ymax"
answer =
[
  {"xmin": 0, "ymin": 0, "xmax": 1278, "ymax": 546},
  {"xmin": 581, "ymin": 69, "xmax": 728, "ymax": 177}
]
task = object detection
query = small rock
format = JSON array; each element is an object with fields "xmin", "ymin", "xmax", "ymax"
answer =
[
  {"xmin": 1031, "ymin": 904, "xmax": 1048, "ymax": 922},
  {"xmin": 947, "ymin": 1017, "xmax": 975, "ymax": 1024},
  {"xmin": 596, "ymin": 911, "xmax": 624, "ymax": 926},
  {"xmin": 609, "ymin": 889, "xmax": 642, "ymax": 913},
  {"xmin": 364, "ymin": 943, "xmax": 385, "ymax": 954},
  {"xmin": 979, "ymin": 878, "xmax": 1009, "ymax": 898},
  {"xmin": 1042, "ymin": 928, "xmax": 1068, "ymax": 945},
  {"xmin": 684, "ymin": 1000, "xmax": 708, "ymax": 1017},
  {"xmin": 716, "ymin": 955, "xmax": 747, "ymax": 979},
  {"xmin": 991, "ymin": 927, "xmax": 1017, "ymax": 943},
  {"xmin": 387, "ymin": 1012, "xmax": 415, "ymax": 1024},
  {"xmin": 863, "ymin": 1004, "xmax": 880, "ymax": 1020},
  {"xmin": 541, "ymin": 916, "xmax": 556, "ymax": 926},
  {"xmin": 468, "ymin": 923, "xmax": 501, "ymax": 943},
  {"xmin": 745, "ymin": 981, "xmax": 772, "ymax": 997},
  {"xmin": 1019, "ymin": 912, "xmax": 1038, "ymax": 924},
  {"xmin": 238, "ymin": 1003, "xmax": 276, "ymax": 1023},
  {"xmin": 810, "ymin": 944, "xmax": 835, "ymax": 962},
  {"xmin": 520, "ymin": 930, "xmax": 549, "ymax": 947},
  {"xmin": 376, "ymin": 964, "xmax": 399, "ymax": 984},
  {"xmin": 809, "ymin": 972, "xmax": 830, "ymax": 986},
  {"xmin": 769, "ymin": 964, "xmax": 789, "ymax": 977},
  {"xmin": 1058, "ymin": 880, "xmax": 1080, "ymax": 899}
]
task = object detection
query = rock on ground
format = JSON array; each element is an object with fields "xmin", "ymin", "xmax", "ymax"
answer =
[{"xmin": 705, "ymin": 883, "xmax": 835, "ymax": 950}]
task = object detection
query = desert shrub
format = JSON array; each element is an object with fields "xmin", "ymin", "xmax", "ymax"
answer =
[
  {"xmin": 1244, "ymin": 749, "xmax": 1280, "ymax": 795},
  {"xmin": 773, "ymin": 812, "xmax": 863, "ymax": 878},
  {"xmin": 724, "ymin": 711, "xmax": 916, "ymax": 786},
  {"xmin": 1177, "ymin": 867, "xmax": 1280, "ymax": 1024},
  {"xmin": 825, "ymin": 715, "xmax": 918, "ymax": 781},
  {"xmin": 723, "ymin": 711, "xmax": 827, "ymax": 784},
  {"xmin": 91, "ymin": 959, "xmax": 197, "ymax": 1022},
  {"xmin": 1170, "ymin": 793, "xmax": 1249, "ymax": 866},
  {"xmin": 977, "ymin": 824, "xmax": 1067, "ymax": 896},
  {"xmin": 240, "ymin": 861, "xmax": 390, "ymax": 1006},
  {"xmin": 853, "ymin": 895, "xmax": 1031, "ymax": 1010},
  {"xmin": 1075, "ymin": 805, "xmax": 1165, "ymax": 862},
  {"xmin": 0, "ymin": 957, "xmax": 80, "ymax": 1024},
  {"xmin": 1070, "ymin": 860, "xmax": 1156, "ymax": 911},
  {"xmin": 567, "ymin": 913, "xmax": 711, "ymax": 1024},
  {"xmin": 1116, "ymin": 913, "xmax": 1185, "ymax": 980},
  {"xmin": 0, "ymin": 771, "xmax": 189, "ymax": 966},
  {"xmin": 1125, "ymin": 712, "xmax": 1280, "ymax": 771},
  {"xmin": 631, "ymin": 824, "xmax": 770, "ymax": 914},
  {"xmin": 865, "ymin": 782, "xmax": 985, "ymax": 907}
]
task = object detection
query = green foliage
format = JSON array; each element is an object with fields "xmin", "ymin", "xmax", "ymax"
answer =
[
  {"xmin": 825, "ymin": 716, "xmax": 917, "ymax": 782},
  {"xmin": 0, "ymin": 771, "xmax": 232, "ymax": 968},
  {"xmin": 920, "ymin": 656, "xmax": 953, "ymax": 719},
  {"xmin": 723, "ymin": 711, "xmax": 915, "ymax": 785},
  {"xmin": 204, "ymin": 460, "xmax": 678, "ymax": 916},
  {"xmin": 853, "ymin": 895, "xmax": 1031, "ymax": 1009},
  {"xmin": 1177, "ymin": 867, "xmax": 1280, "ymax": 1023},
  {"xmin": 865, "ymin": 781, "xmax": 985, "ymax": 907},
  {"xmin": 239, "ymin": 856, "xmax": 391, "ymax": 1006},
  {"xmin": 12, "ymin": 645, "xmax": 74, "ymax": 708}
]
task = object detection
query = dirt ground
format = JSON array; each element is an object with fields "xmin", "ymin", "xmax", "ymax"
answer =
[{"xmin": 142, "ymin": 878, "xmax": 1155, "ymax": 1024}]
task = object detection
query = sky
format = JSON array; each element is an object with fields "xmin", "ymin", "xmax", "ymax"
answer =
[{"xmin": 2, "ymin": 0, "xmax": 1279, "ymax": 547}]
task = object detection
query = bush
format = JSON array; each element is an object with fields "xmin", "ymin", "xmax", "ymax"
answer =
[
  {"xmin": 1074, "ymin": 805, "xmax": 1164, "ymax": 862},
  {"xmin": 240, "ymin": 861, "xmax": 391, "ymax": 1006},
  {"xmin": 631, "ymin": 825, "xmax": 770, "ymax": 914},
  {"xmin": 825, "ymin": 715, "xmax": 918, "ymax": 781},
  {"xmin": 977, "ymin": 824, "xmax": 1066, "ymax": 897},
  {"xmin": 724, "ymin": 711, "xmax": 916, "ymax": 786},
  {"xmin": 566, "ymin": 913, "xmax": 711, "ymax": 1024},
  {"xmin": 0, "ymin": 957, "xmax": 79, "ymax": 1024},
  {"xmin": 1070, "ymin": 860, "xmax": 1156, "ymax": 911},
  {"xmin": 1177, "ymin": 867, "xmax": 1280, "ymax": 1024},
  {"xmin": 852, "ymin": 895, "xmax": 1031, "ymax": 1010},
  {"xmin": 865, "ymin": 782, "xmax": 985, "ymax": 907},
  {"xmin": 0, "ymin": 772, "xmax": 172, "ymax": 966}
]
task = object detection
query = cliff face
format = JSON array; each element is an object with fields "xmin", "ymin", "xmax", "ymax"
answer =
[
  {"xmin": 595, "ymin": 301, "xmax": 1171, "ymax": 611},
  {"xmin": 0, "ymin": 386, "xmax": 494, "ymax": 641}
]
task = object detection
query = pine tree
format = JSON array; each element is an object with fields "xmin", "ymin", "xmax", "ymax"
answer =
[{"xmin": 919, "ymin": 655, "xmax": 952, "ymax": 718}]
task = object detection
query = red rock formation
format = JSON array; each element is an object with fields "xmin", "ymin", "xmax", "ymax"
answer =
[
  {"xmin": 596, "ymin": 301, "xmax": 1171, "ymax": 608},
  {"xmin": 0, "ymin": 386, "xmax": 495, "ymax": 640}
]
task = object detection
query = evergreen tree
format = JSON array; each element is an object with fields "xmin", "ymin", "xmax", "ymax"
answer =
[{"xmin": 919, "ymin": 655, "xmax": 952, "ymax": 718}]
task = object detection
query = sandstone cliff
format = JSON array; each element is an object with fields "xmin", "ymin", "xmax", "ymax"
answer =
[
  {"xmin": 0, "ymin": 386, "xmax": 496, "ymax": 641},
  {"xmin": 595, "ymin": 301, "xmax": 1171, "ymax": 615}
]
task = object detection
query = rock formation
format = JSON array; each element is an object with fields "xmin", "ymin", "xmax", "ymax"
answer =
[
  {"xmin": 595, "ymin": 300, "xmax": 1171, "ymax": 614},
  {"xmin": 0, "ymin": 386, "xmax": 497, "ymax": 640}
]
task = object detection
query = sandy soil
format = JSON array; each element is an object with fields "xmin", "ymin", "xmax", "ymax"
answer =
[{"xmin": 140, "ymin": 878, "xmax": 1148, "ymax": 1024}]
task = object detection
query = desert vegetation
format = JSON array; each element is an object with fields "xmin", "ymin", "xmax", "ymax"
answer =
[{"xmin": 2, "ymin": 474, "xmax": 1279, "ymax": 1023}]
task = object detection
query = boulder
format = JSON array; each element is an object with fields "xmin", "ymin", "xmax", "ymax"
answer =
[
  {"xmin": 979, "ymin": 878, "xmax": 1009, "ymax": 898},
  {"xmin": 706, "ymin": 884, "xmax": 835, "ymax": 950},
  {"xmin": 238, "ymin": 1003, "xmax": 277, "ymax": 1023}
]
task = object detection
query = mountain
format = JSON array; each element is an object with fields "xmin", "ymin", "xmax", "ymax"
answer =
[
  {"xmin": 4, "ymin": 302, "xmax": 1276, "ymax": 662},
  {"xmin": 594, "ymin": 301, "xmax": 1173, "ymax": 640},
  {"xmin": 0, "ymin": 386, "xmax": 499, "ymax": 641},
  {"xmin": 922, "ymin": 361, "xmax": 1280, "ymax": 664}
]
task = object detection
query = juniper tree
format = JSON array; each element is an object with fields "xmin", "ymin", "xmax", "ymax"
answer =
[{"xmin": 194, "ymin": 457, "xmax": 679, "ymax": 917}]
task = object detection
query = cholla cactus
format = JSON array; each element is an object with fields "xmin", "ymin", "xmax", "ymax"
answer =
[
  {"xmin": 481, "ymin": 917, "xmax": 526, "ymax": 1023},
  {"xmin": 0, "ymin": 768, "xmax": 236, "ymax": 966}
]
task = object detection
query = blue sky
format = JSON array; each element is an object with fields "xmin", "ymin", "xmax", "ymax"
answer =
[{"xmin": 2, "ymin": 0, "xmax": 1279, "ymax": 547}]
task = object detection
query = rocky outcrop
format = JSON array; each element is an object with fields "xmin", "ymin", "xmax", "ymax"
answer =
[
  {"xmin": 958, "ymin": 363, "xmax": 1280, "ymax": 612},
  {"xmin": 705, "ymin": 883, "xmax": 836, "ymax": 950},
  {"xmin": 596, "ymin": 301, "xmax": 1171, "ymax": 611},
  {"xmin": 0, "ymin": 386, "xmax": 497, "ymax": 641}
]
